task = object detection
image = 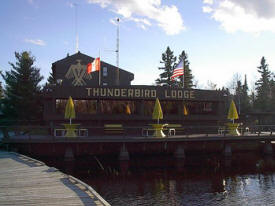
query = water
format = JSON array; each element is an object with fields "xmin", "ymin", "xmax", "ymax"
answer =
[{"xmin": 43, "ymin": 154, "xmax": 275, "ymax": 206}]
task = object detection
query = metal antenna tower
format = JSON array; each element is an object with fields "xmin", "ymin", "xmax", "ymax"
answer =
[
  {"xmin": 74, "ymin": 3, "xmax": 79, "ymax": 53},
  {"xmin": 116, "ymin": 18, "xmax": 120, "ymax": 85}
]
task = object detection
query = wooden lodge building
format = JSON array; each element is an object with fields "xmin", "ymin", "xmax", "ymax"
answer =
[{"xmin": 43, "ymin": 52, "xmax": 227, "ymax": 129}]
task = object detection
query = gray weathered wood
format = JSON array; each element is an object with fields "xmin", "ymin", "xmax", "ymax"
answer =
[{"xmin": 0, "ymin": 151, "xmax": 110, "ymax": 206}]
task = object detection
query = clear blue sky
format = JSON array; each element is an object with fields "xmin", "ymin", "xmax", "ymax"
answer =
[{"xmin": 1, "ymin": 0, "xmax": 275, "ymax": 90}]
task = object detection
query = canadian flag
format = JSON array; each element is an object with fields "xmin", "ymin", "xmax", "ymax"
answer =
[{"xmin": 87, "ymin": 57, "xmax": 100, "ymax": 74}]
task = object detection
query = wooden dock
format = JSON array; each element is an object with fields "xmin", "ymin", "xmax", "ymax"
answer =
[{"xmin": 0, "ymin": 150, "xmax": 110, "ymax": 206}]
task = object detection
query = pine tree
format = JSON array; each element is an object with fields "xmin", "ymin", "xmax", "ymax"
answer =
[
  {"xmin": 178, "ymin": 50, "xmax": 194, "ymax": 88},
  {"xmin": 269, "ymin": 75, "xmax": 275, "ymax": 111},
  {"xmin": 250, "ymin": 91, "xmax": 256, "ymax": 110},
  {"xmin": 234, "ymin": 75, "xmax": 251, "ymax": 115},
  {"xmin": 234, "ymin": 80, "xmax": 242, "ymax": 113},
  {"xmin": 0, "ymin": 81, "xmax": 3, "ymax": 99},
  {"xmin": 47, "ymin": 71, "xmax": 56, "ymax": 86},
  {"xmin": 0, "ymin": 71, "xmax": 2, "ymax": 99},
  {"xmin": 255, "ymin": 57, "xmax": 272, "ymax": 112},
  {"xmin": 155, "ymin": 47, "xmax": 177, "ymax": 86},
  {"xmin": 240, "ymin": 75, "xmax": 251, "ymax": 114},
  {"xmin": 1, "ymin": 51, "xmax": 43, "ymax": 124},
  {"xmin": 43, "ymin": 71, "xmax": 56, "ymax": 91}
]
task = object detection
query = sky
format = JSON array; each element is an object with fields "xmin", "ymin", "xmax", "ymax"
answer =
[{"xmin": 1, "ymin": 0, "xmax": 275, "ymax": 90}]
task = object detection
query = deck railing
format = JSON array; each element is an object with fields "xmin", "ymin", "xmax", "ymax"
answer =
[{"xmin": 2, "ymin": 124, "xmax": 275, "ymax": 140}]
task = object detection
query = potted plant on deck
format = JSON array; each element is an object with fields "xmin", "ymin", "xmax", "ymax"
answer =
[
  {"xmin": 151, "ymin": 98, "xmax": 167, "ymax": 138},
  {"xmin": 226, "ymin": 100, "xmax": 240, "ymax": 136},
  {"xmin": 63, "ymin": 96, "xmax": 80, "ymax": 137}
]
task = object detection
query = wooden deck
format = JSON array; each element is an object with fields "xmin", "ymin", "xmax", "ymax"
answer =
[{"xmin": 0, "ymin": 150, "xmax": 110, "ymax": 206}]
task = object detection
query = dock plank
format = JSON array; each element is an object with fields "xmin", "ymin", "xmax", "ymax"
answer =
[{"xmin": 0, "ymin": 151, "xmax": 110, "ymax": 206}]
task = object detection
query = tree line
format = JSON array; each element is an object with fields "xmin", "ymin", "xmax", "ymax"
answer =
[
  {"xmin": 156, "ymin": 47, "xmax": 275, "ymax": 123},
  {"xmin": 216, "ymin": 56, "xmax": 275, "ymax": 117},
  {"xmin": 0, "ymin": 50, "xmax": 275, "ymax": 125}
]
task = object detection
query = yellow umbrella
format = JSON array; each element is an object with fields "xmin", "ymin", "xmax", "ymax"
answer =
[
  {"xmin": 227, "ymin": 100, "xmax": 239, "ymax": 123},
  {"xmin": 65, "ymin": 96, "xmax": 75, "ymax": 124},
  {"xmin": 183, "ymin": 104, "xmax": 188, "ymax": 116},
  {"xmin": 126, "ymin": 104, "xmax": 131, "ymax": 115},
  {"xmin": 152, "ymin": 98, "xmax": 163, "ymax": 124}
]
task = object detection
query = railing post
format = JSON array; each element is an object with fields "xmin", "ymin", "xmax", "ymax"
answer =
[
  {"xmin": 174, "ymin": 145, "xmax": 185, "ymax": 159},
  {"xmin": 263, "ymin": 140, "xmax": 273, "ymax": 155},
  {"xmin": 223, "ymin": 144, "xmax": 232, "ymax": 157},
  {"xmin": 119, "ymin": 143, "xmax": 129, "ymax": 161}
]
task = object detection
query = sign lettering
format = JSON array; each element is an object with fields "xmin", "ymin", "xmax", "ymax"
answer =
[{"xmin": 86, "ymin": 87, "xmax": 195, "ymax": 100}]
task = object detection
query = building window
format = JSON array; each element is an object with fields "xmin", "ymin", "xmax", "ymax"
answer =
[
  {"xmin": 100, "ymin": 100, "xmax": 136, "ymax": 115},
  {"xmin": 56, "ymin": 99, "xmax": 67, "ymax": 114},
  {"xmin": 161, "ymin": 101, "xmax": 178, "ymax": 115},
  {"xmin": 103, "ymin": 67, "xmax": 107, "ymax": 77},
  {"xmin": 144, "ymin": 100, "xmax": 155, "ymax": 116},
  {"xmin": 186, "ymin": 101, "xmax": 217, "ymax": 115},
  {"xmin": 74, "ymin": 100, "xmax": 97, "ymax": 114},
  {"xmin": 56, "ymin": 99, "xmax": 97, "ymax": 114}
]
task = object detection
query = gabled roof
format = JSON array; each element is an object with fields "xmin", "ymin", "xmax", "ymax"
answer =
[
  {"xmin": 52, "ymin": 51, "xmax": 93, "ymax": 65},
  {"xmin": 52, "ymin": 51, "xmax": 133, "ymax": 75}
]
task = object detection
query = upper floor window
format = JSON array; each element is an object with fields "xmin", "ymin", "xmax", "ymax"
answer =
[{"xmin": 103, "ymin": 67, "xmax": 108, "ymax": 77}]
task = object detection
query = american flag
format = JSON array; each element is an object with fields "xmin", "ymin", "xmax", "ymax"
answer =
[{"xmin": 171, "ymin": 60, "xmax": 184, "ymax": 81}]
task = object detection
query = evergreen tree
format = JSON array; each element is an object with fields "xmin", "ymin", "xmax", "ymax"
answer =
[
  {"xmin": 178, "ymin": 50, "xmax": 194, "ymax": 88},
  {"xmin": 255, "ymin": 57, "xmax": 272, "ymax": 112},
  {"xmin": 155, "ymin": 47, "xmax": 177, "ymax": 86},
  {"xmin": 0, "ymin": 81, "xmax": 3, "ymax": 99},
  {"xmin": 43, "ymin": 71, "xmax": 56, "ymax": 90},
  {"xmin": 234, "ymin": 75, "xmax": 251, "ymax": 115},
  {"xmin": 231, "ymin": 74, "xmax": 251, "ymax": 117},
  {"xmin": 269, "ymin": 75, "xmax": 275, "ymax": 111},
  {"xmin": 240, "ymin": 75, "xmax": 251, "ymax": 114},
  {"xmin": 234, "ymin": 80, "xmax": 242, "ymax": 113},
  {"xmin": 250, "ymin": 91, "xmax": 256, "ymax": 109},
  {"xmin": 0, "ymin": 71, "xmax": 2, "ymax": 99},
  {"xmin": 1, "ymin": 51, "xmax": 43, "ymax": 124},
  {"xmin": 47, "ymin": 71, "xmax": 56, "ymax": 86}
]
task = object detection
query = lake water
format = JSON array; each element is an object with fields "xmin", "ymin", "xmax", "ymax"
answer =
[{"xmin": 44, "ymin": 154, "xmax": 275, "ymax": 206}]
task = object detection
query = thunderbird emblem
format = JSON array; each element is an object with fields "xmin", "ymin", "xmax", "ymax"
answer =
[{"xmin": 65, "ymin": 59, "xmax": 92, "ymax": 86}]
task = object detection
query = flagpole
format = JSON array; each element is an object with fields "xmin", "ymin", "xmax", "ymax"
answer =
[
  {"xmin": 74, "ymin": 3, "xmax": 79, "ymax": 53},
  {"xmin": 182, "ymin": 60, "xmax": 184, "ymax": 88},
  {"xmin": 99, "ymin": 50, "xmax": 101, "ymax": 86}
]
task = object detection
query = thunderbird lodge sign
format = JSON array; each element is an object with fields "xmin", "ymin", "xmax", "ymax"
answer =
[
  {"xmin": 85, "ymin": 87, "xmax": 195, "ymax": 100},
  {"xmin": 50, "ymin": 86, "xmax": 200, "ymax": 100}
]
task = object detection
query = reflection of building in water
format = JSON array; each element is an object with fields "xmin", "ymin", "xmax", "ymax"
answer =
[{"xmin": 44, "ymin": 52, "xmax": 227, "ymax": 127}]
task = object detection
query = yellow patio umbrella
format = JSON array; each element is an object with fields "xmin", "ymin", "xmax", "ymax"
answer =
[
  {"xmin": 183, "ymin": 104, "xmax": 188, "ymax": 116},
  {"xmin": 126, "ymin": 104, "xmax": 131, "ymax": 115},
  {"xmin": 227, "ymin": 100, "xmax": 239, "ymax": 123},
  {"xmin": 65, "ymin": 96, "xmax": 76, "ymax": 124},
  {"xmin": 152, "ymin": 98, "xmax": 163, "ymax": 124}
]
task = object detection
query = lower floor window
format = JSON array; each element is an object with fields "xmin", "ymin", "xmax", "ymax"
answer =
[
  {"xmin": 100, "ymin": 100, "xmax": 136, "ymax": 115},
  {"xmin": 56, "ymin": 99, "xmax": 97, "ymax": 114},
  {"xmin": 55, "ymin": 99, "xmax": 218, "ymax": 116}
]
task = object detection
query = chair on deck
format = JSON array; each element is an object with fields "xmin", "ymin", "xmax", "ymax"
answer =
[
  {"xmin": 218, "ymin": 126, "xmax": 226, "ymax": 135},
  {"xmin": 165, "ymin": 124, "xmax": 184, "ymax": 135},
  {"xmin": 141, "ymin": 125, "xmax": 156, "ymax": 137},
  {"xmin": 104, "ymin": 124, "xmax": 125, "ymax": 135}
]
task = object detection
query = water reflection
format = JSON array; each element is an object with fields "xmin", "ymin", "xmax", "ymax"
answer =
[
  {"xmin": 119, "ymin": 160, "xmax": 129, "ymax": 176},
  {"xmin": 39, "ymin": 153, "xmax": 275, "ymax": 206}
]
